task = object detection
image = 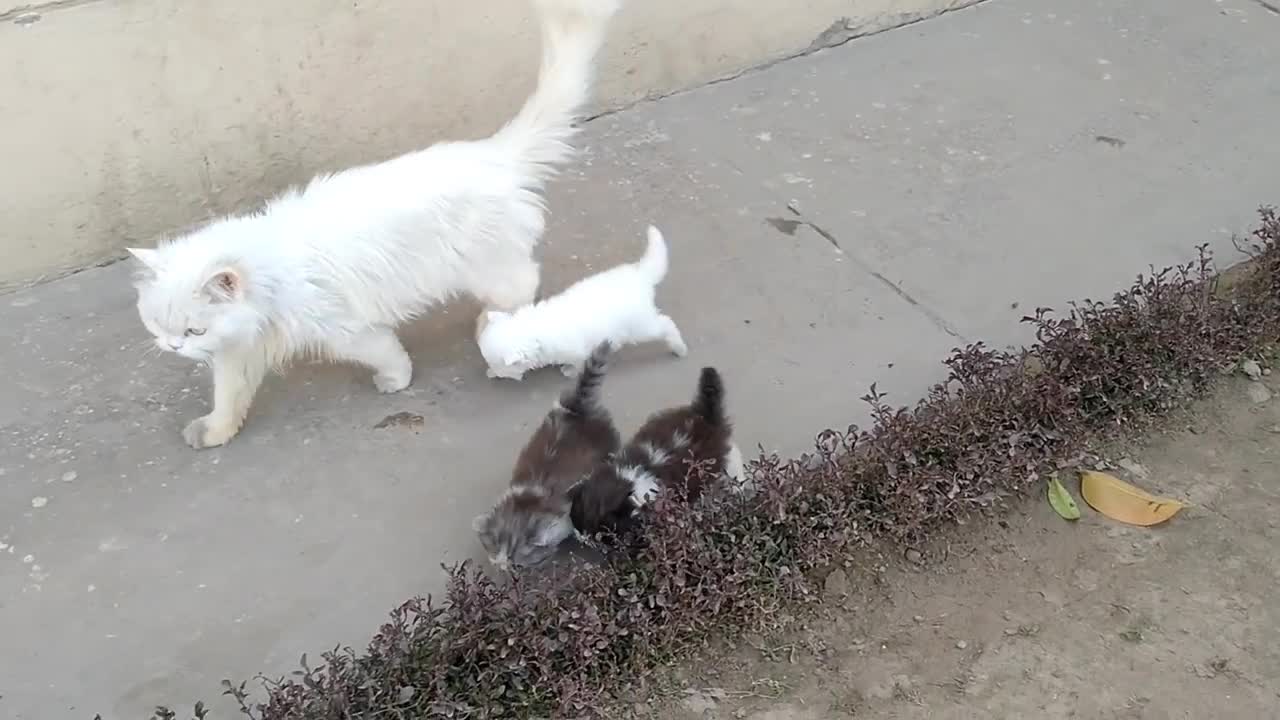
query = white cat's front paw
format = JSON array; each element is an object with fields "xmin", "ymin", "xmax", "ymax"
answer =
[
  {"xmin": 373, "ymin": 370, "xmax": 411, "ymax": 393},
  {"xmin": 560, "ymin": 364, "xmax": 580, "ymax": 378},
  {"xmin": 183, "ymin": 414, "xmax": 239, "ymax": 450},
  {"xmin": 487, "ymin": 365, "xmax": 524, "ymax": 381}
]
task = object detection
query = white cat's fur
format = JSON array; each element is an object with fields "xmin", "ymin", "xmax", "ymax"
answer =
[
  {"xmin": 477, "ymin": 225, "xmax": 688, "ymax": 380},
  {"xmin": 126, "ymin": 0, "xmax": 620, "ymax": 449}
]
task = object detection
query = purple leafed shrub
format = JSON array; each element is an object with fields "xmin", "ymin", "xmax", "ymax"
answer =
[{"xmin": 151, "ymin": 208, "xmax": 1280, "ymax": 720}]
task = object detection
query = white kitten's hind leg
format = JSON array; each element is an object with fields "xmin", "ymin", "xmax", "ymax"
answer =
[
  {"xmin": 722, "ymin": 443, "xmax": 758, "ymax": 498},
  {"xmin": 724, "ymin": 443, "xmax": 746, "ymax": 484},
  {"xmin": 329, "ymin": 328, "xmax": 412, "ymax": 393},
  {"xmin": 656, "ymin": 314, "xmax": 688, "ymax": 357},
  {"xmin": 185, "ymin": 348, "xmax": 268, "ymax": 449}
]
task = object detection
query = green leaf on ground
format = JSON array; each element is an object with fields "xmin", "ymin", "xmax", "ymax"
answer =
[{"xmin": 1047, "ymin": 474, "xmax": 1081, "ymax": 521}]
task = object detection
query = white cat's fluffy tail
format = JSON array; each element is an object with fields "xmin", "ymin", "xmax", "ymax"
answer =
[
  {"xmin": 636, "ymin": 225, "xmax": 669, "ymax": 284},
  {"xmin": 495, "ymin": 0, "xmax": 621, "ymax": 180}
]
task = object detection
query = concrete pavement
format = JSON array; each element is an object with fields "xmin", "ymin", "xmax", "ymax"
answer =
[
  {"xmin": 2, "ymin": 0, "xmax": 1278, "ymax": 716},
  {"xmin": 1, "ymin": 0, "xmax": 979, "ymax": 288}
]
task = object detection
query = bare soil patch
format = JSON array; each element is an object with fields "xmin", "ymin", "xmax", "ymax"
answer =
[{"xmin": 649, "ymin": 374, "xmax": 1280, "ymax": 720}]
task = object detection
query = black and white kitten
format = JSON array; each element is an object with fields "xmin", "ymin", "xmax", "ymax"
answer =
[
  {"xmin": 473, "ymin": 342, "xmax": 620, "ymax": 570},
  {"xmin": 568, "ymin": 366, "xmax": 744, "ymax": 535}
]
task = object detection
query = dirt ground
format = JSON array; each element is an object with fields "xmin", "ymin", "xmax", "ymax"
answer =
[{"xmin": 640, "ymin": 374, "xmax": 1280, "ymax": 720}]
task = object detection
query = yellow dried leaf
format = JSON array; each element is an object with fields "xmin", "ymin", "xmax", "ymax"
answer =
[{"xmin": 1079, "ymin": 470, "xmax": 1185, "ymax": 527}]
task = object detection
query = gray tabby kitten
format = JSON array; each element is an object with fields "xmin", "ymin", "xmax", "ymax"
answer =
[{"xmin": 473, "ymin": 342, "xmax": 619, "ymax": 569}]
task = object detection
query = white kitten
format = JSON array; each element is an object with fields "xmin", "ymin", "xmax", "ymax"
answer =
[
  {"xmin": 478, "ymin": 225, "xmax": 688, "ymax": 380},
  {"xmin": 125, "ymin": 0, "xmax": 621, "ymax": 449}
]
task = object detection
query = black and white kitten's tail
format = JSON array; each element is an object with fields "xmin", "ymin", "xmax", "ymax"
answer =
[
  {"xmin": 495, "ymin": 0, "xmax": 621, "ymax": 181},
  {"xmin": 557, "ymin": 341, "xmax": 613, "ymax": 417},
  {"xmin": 690, "ymin": 367, "xmax": 727, "ymax": 428},
  {"xmin": 692, "ymin": 367, "xmax": 747, "ymax": 485}
]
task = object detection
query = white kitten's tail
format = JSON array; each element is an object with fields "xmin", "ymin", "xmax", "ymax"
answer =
[
  {"xmin": 635, "ymin": 225, "xmax": 669, "ymax": 284},
  {"xmin": 494, "ymin": 0, "xmax": 621, "ymax": 181}
]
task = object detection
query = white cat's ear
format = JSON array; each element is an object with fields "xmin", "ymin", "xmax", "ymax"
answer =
[
  {"xmin": 201, "ymin": 267, "xmax": 243, "ymax": 303},
  {"xmin": 126, "ymin": 247, "xmax": 163, "ymax": 274}
]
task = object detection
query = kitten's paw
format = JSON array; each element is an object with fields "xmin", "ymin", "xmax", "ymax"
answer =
[
  {"xmin": 659, "ymin": 317, "xmax": 688, "ymax": 357},
  {"xmin": 560, "ymin": 364, "xmax": 580, "ymax": 378},
  {"xmin": 183, "ymin": 415, "xmax": 239, "ymax": 449},
  {"xmin": 373, "ymin": 370, "xmax": 411, "ymax": 393},
  {"xmin": 486, "ymin": 366, "xmax": 523, "ymax": 381}
]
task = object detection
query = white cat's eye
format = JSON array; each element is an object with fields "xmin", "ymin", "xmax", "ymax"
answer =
[{"xmin": 185, "ymin": 328, "xmax": 206, "ymax": 337}]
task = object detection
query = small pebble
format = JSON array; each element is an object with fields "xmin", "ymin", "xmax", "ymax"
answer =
[
  {"xmin": 61, "ymin": 471, "xmax": 77, "ymax": 482},
  {"xmin": 905, "ymin": 548, "xmax": 924, "ymax": 564},
  {"xmin": 955, "ymin": 640, "xmax": 968, "ymax": 649},
  {"xmin": 913, "ymin": 615, "xmax": 925, "ymax": 623},
  {"xmin": 31, "ymin": 496, "xmax": 48, "ymax": 508}
]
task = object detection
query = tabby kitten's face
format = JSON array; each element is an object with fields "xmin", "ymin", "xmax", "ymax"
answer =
[{"xmin": 473, "ymin": 485, "xmax": 574, "ymax": 570}]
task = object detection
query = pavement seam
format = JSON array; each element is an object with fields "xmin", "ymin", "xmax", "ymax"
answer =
[
  {"xmin": 1248, "ymin": 0, "xmax": 1280, "ymax": 15},
  {"xmin": 579, "ymin": 0, "xmax": 993, "ymax": 125},
  {"xmin": 0, "ymin": 0, "xmax": 104, "ymax": 23},
  {"xmin": 782, "ymin": 203, "xmax": 968, "ymax": 342}
]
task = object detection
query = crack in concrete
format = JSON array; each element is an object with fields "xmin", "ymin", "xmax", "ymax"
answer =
[
  {"xmin": 782, "ymin": 205, "xmax": 967, "ymax": 341},
  {"xmin": 1, "ymin": 0, "xmax": 104, "ymax": 23},
  {"xmin": 1249, "ymin": 0, "xmax": 1280, "ymax": 15},
  {"xmin": 581, "ymin": 0, "xmax": 993, "ymax": 124},
  {"xmin": 785, "ymin": 205, "xmax": 843, "ymax": 252},
  {"xmin": 867, "ymin": 268, "xmax": 965, "ymax": 340}
]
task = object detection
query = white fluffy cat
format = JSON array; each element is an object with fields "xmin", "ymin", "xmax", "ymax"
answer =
[
  {"xmin": 126, "ymin": 0, "xmax": 621, "ymax": 448},
  {"xmin": 477, "ymin": 225, "xmax": 687, "ymax": 380}
]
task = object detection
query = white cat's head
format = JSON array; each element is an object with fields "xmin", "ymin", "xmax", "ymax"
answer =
[
  {"xmin": 476, "ymin": 310, "xmax": 535, "ymax": 378},
  {"xmin": 127, "ymin": 246, "xmax": 264, "ymax": 362}
]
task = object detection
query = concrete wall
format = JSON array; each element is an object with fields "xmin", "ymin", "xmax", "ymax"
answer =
[{"xmin": 0, "ymin": 0, "xmax": 976, "ymax": 290}]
